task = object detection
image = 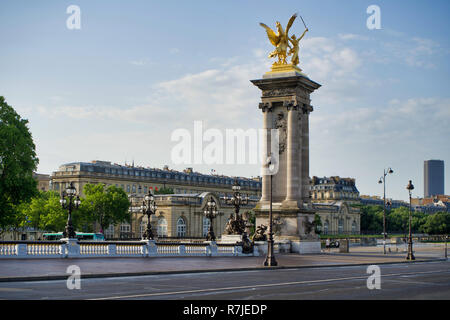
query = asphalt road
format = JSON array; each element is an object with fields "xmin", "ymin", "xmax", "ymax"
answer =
[{"xmin": 0, "ymin": 260, "xmax": 448, "ymax": 300}]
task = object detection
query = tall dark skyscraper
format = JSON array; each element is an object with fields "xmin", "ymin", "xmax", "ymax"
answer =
[{"xmin": 424, "ymin": 160, "xmax": 444, "ymax": 197}]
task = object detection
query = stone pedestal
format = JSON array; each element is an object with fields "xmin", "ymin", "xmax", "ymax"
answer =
[
  {"xmin": 220, "ymin": 234, "xmax": 243, "ymax": 244},
  {"xmin": 251, "ymin": 70, "xmax": 321, "ymax": 253}
]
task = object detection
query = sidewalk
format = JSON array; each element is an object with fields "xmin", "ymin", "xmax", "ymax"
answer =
[{"xmin": 0, "ymin": 245, "xmax": 446, "ymax": 282}]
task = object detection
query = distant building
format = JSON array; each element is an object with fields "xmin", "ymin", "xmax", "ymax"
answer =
[
  {"xmin": 33, "ymin": 173, "xmax": 50, "ymax": 192},
  {"xmin": 360, "ymin": 195, "xmax": 408, "ymax": 209},
  {"xmin": 424, "ymin": 160, "xmax": 444, "ymax": 197},
  {"xmin": 310, "ymin": 176, "xmax": 361, "ymax": 235},
  {"xmin": 50, "ymin": 160, "xmax": 262, "ymax": 239}
]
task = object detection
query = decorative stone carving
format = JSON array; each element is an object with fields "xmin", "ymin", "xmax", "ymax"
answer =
[
  {"xmin": 275, "ymin": 112, "xmax": 287, "ymax": 155},
  {"xmin": 303, "ymin": 217, "xmax": 316, "ymax": 235},
  {"xmin": 262, "ymin": 87, "xmax": 295, "ymax": 97}
]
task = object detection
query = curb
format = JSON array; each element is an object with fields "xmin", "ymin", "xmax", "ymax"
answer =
[{"xmin": 0, "ymin": 257, "xmax": 446, "ymax": 283}]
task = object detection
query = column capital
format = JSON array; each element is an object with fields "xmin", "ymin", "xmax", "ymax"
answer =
[
  {"xmin": 302, "ymin": 104, "xmax": 314, "ymax": 114},
  {"xmin": 284, "ymin": 100, "xmax": 299, "ymax": 111},
  {"xmin": 259, "ymin": 102, "xmax": 273, "ymax": 113}
]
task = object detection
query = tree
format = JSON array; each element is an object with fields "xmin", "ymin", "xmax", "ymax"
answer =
[
  {"xmin": 0, "ymin": 96, "xmax": 39, "ymax": 231},
  {"xmin": 359, "ymin": 205, "xmax": 383, "ymax": 233},
  {"xmin": 387, "ymin": 207, "xmax": 410, "ymax": 234},
  {"xmin": 79, "ymin": 183, "xmax": 130, "ymax": 233},
  {"xmin": 420, "ymin": 212, "xmax": 450, "ymax": 235},
  {"xmin": 314, "ymin": 214, "xmax": 322, "ymax": 234},
  {"xmin": 17, "ymin": 191, "xmax": 67, "ymax": 233}
]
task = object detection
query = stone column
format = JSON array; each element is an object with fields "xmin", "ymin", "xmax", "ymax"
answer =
[
  {"xmin": 259, "ymin": 102, "xmax": 272, "ymax": 202},
  {"xmin": 301, "ymin": 105, "xmax": 313, "ymax": 207},
  {"xmin": 284, "ymin": 102, "xmax": 299, "ymax": 206}
]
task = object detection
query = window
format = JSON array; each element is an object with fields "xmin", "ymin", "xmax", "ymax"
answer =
[
  {"xmin": 202, "ymin": 217, "xmax": 210, "ymax": 237},
  {"xmin": 127, "ymin": 185, "xmax": 131, "ymax": 193},
  {"xmin": 323, "ymin": 221, "xmax": 329, "ymax": 234},
  {"xmin": 352, "ymin": 221, "xmax": 357, "ymax": 234},
  {"xmin": 132, "ymin": 185, "xmax": 136, "ymax": 193},
  {"xmin": 105, "ymin": 224, "xmax": 115, "ymax": 239},
  {"xmin": 338, "ymin": 219, "xmax": 344, "ymax": 234},
  {"xmin": 157, "ymin": 218, "xmax": 168, "ymax": 237},
  {"xmin": 140, "ymin": 220, "xmax": 147, "ymax": 238},
  {"xmin": 176, "ymin": 217, "xmax": 186, "ymax": 237},
  {"xmin": 120, "ymin": 223, "xmax": 131, "ymax": 239}
]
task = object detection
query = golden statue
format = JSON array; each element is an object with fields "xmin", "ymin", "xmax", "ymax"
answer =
[
  {"xmin": 288, "ymin": 28, "xmax": 308, "ymax": 66},
  {"xmin": 260, "ymin": 13, "xmax": 309, "ymax": 74},
  {"xmin": 259, "ymin": 13, "xmax": 297, "ymax": 65}
]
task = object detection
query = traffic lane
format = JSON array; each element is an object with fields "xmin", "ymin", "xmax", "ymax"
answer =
[{"xmin": 0, "ymin": 261, "xmax": 448, "ymax": 300}]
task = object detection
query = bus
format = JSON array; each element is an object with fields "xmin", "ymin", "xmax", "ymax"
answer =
[{"xmin": 43, "ymin": 232, "xmax": 105, "ymax": 241}]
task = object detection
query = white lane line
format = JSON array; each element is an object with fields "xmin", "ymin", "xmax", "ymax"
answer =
[{"xmin": 89, "ymin": 269, "xmax": 450, "ymax": 300}]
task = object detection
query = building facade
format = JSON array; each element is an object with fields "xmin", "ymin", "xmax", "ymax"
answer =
[
  {"xmin": 49, "ymin": 161, "xmax": 362, "ymax": 237},
  {"xmin": 51, "ymin": 160, "xmax": 261, "ymax": 199},
  {"xmin": 310, "ymin": 176, "xmax": 361, "ymax": 235},
  {"xmin": 50, "ymin": 160, "xmax": 262, "ymax": 239},
  {"xmin": 424, "ymin": 160, "xmax": 445, "ymax": 197}
]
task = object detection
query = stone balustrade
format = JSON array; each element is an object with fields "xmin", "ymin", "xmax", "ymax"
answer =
[{"xmin": 0, "ymin": 239, "xmax": 257, "ymax": 259}]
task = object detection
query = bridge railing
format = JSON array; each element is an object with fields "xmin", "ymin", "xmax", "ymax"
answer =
[{"xmin": 0, "ymin": 239, "xmax": 254, "ymax": 259}]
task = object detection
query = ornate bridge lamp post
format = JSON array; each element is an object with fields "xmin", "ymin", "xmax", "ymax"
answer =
[
  {"xmin": 406, "ymin": 180, "xmax": 415, "ymax": 261},
  {"xmin": 378, "ymin": 167, "xmax": 394, "ymax": 254},
  {"xmin": 60, "ymin": 182, "xmax": 81, "ymax": 239},
  {"xmin": 225, "ymin": 178, "xmax": 249, "ymax": 235},
  {"xmin": 141, "ymin": 190, "xmax": 157, "ymax": 240},
  {"xmin": 204, "ymin": 197, "xmax": 218, "ymax": 241},
  {"xmin": 264, "ymin": 153, "xmax": 278, "ymax": 267}
]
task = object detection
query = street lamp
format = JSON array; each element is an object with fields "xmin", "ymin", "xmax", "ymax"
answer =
[
  {"xmin": 264, "ymin": 153, "xmax": 277, "ymax": 267},
  {"xmin": 225, "ymin": 178, "xmax": 249, "ymax": 235},
  {"xmin": 141, "ymin": 189, "xmax": 157, "ymax": 240},
  {"xmin": 406, "ymin": 180, "xmax": 415, "ymax": 261},
  {"xmin": 204, "ymin": 197, "xmax": 218, "ymax": 241},
  {"xmin": 60, "ymin": 182, "xmax": 81, "ymax": 239},
  {"xmin": 378, "ymin": 167, "xmax": 394, "ymax": 254}
]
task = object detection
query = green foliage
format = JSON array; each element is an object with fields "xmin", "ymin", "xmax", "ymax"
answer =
[
  {"xmin": 359, "ymin": 205, "xmax": 383, "ymax": 233},
  {"xmin": 0, "ymin": 96, "xmax": 39, "ymax": 229},
  {"xmin": 12, "ymin": 191, "xmax": 67, "ymax": 232},
  {"xmin": 154, "ymin": 187, "xmax": 174, "ymax": 195},
  {"xmin": 420, "ymin": 212, "xmax": 450, "ymax": 235},
  {"xmin": 78, "ymin": 183, "xmax": 130, "ymax": 233},
  {"xmin": 314, "ymin": 213, "xmax": 322, "ymax": 234},
  {"xmin": 361, "ymin": 203, "xmax": 449, "ymax": 236}
]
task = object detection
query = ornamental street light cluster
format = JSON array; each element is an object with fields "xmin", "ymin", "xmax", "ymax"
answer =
[
  {"xmin": 141, "ymin": 189, "xmax": 157, "ymax": 240},
  {"xmin": 378, "ymin": 167, "xmax": 394, "ymax": 254},
  {"xmin": 204, "ymin": 197, "xmax": 218, "ymax": 241},
  {"xmin": 406, "ymin": 180, "xmax": 415, "ymax": 261},
  {"xmin": 224, "ymin": 178, "xmax": 249, "ymax": 235},
  {"xmin": 60, "ymin": 182, "xmax": 81, "ymax": 239}
]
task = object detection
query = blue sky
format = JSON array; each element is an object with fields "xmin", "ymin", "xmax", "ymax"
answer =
[{"xmin": 0, "ymin": 0, "xmax": 449, "ymax": 201}]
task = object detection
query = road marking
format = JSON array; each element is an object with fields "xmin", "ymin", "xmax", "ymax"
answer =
[
  {"xmin": 90, "ymin": 269, "xmax": 450, "ymax": 300},
  {"xmin": 0, "ymin": 287, "xmax": 33, "ymax": 292}
]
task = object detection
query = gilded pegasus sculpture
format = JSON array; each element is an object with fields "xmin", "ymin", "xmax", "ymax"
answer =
[{"xmin": 259, "ymin": 13, "xmax": 308, "ymax": 68}]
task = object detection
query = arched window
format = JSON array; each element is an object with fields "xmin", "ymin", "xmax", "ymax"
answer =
[
  {"xmin": 338, "ymin": 219, "xmax": 344, "ymax": 234},
  {"xmin": 177, "ymin": 217, "xmax": 186, "ymax": 237},
  {"xmin": 157, "ymin": 218, "xmax": 168, "ymax": 237},
  {"xmin": 352, "ymin": 221, "xmax": 357, "ymax": 234},
  {"xmin": 202, "ymin": 217, "xmax": 210, "ymax": 237},
  {"xmin": 323, "ymin": 221, "xmax": 329, "ymax": 235},
  {"xmin": 120, "ymin": 223, "xmax": 131, "ymax": 239},
  {"xmin": 140, "ymin": 220, "xmax": 147, "ymax": 238}
]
